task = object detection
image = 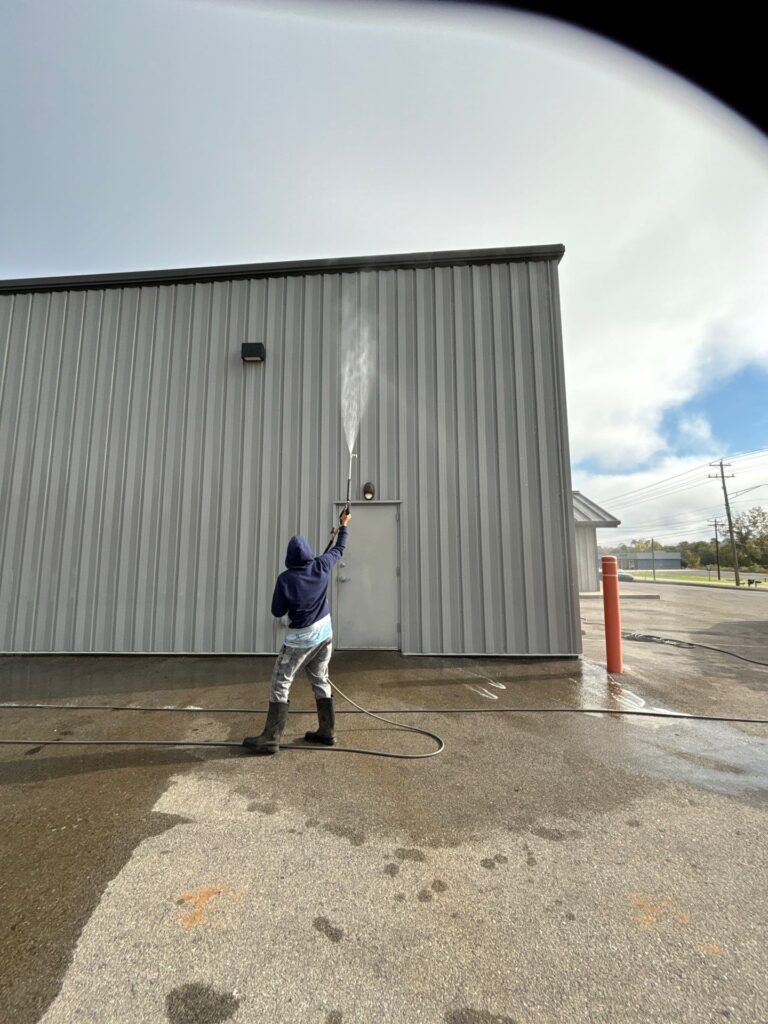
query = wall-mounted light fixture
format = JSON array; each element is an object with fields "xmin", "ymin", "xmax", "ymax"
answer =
[
  {"xmin": 241, "ymin": 342, "xmax": 265, "ymax": 363},
  {"xmin": 363, "ymin": 482, "xmax": 375, "ymax": 501}
]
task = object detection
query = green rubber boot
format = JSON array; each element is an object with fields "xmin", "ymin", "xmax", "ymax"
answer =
[
  {"xmin": 304, "ymin": 697, "xmax": 337, "ymax": 746},
  {"xmin": 243, "ymin": 701, "xmax": 289, "ymax": 755}
]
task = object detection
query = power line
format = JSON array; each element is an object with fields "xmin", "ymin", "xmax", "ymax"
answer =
[
  {"xmin": 607, "ymin": 495, "xmax": 766, "ymax": 532},
  {"xmin": 595, "ymin": 449, "xmax": 768, "ymax": 505},
  {"xmin": 608, "ymin": 523, "xmax": 717, "ymax": 540},
  {"xmin": 608, "ymin": 509, "xmax": 759, "ymax": 543},
  {"xmin": 606, "ymin": 476, "xmax": 714, "ymax": 511},
  {"xmin": 601, "ymin": 474, "xmax": 766, "ymax": 516},
  {"xmin": 609, "ymin": 505, "xmax": 724, "ymax": 529},
  {"xmin": 606, "ymin": 477, "xmax": 712, "ymax": 508},
  {"xmin": 600, "ymin": 462, "xmax": 711, "ymax": 503},
  {"xmin": 729, "ymin": 447, "xmax": 768, "ymax": 464},
  {"xmin": 732, "ymin": 484, "xmax": 768, "ymax": 499},
  {"xmin": 608, "ymin": 513, "xmax": 762, "ymax": 545},
  {"xmin": 609, "ymin": 517, "xmax": 753, "ymax": 543},
  {"xmin": 608, "ymin": 531, "xmax": 711, "ymax": 545}
]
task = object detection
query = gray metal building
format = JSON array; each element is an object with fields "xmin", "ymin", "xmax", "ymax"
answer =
[
  {"xmin": 0, "ymin": 245, "xmax": 580, "ymax": 656},
  {"xmin": 615, "ymin": 551, "xmax": 682, "ymax": 571},
  {"xmin": 572, "ymin": 492, "xmax": 620, "ymax": 593}
]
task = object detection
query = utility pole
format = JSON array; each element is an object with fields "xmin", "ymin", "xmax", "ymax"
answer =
[
  {"xmin": 709, "ymin": 461, "xmax": 740, "ymax": 586},
  {"xmin": 708, "ymin": 518, "xmax": 724, "ymax": 580},
  {"xmin": 650, "ymin": 537, "xmax": 656, "ymax": 581}
]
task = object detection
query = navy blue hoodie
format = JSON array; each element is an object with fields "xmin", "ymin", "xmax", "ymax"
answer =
[{"xmin": 271, "ymin": 527, "xmax": 348, "ymax": 628}]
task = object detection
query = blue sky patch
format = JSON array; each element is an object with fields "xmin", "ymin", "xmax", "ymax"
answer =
[
  {"xmin": 574, "ymin": 365, "xmax": 768, "ymax": 475},
  {"xmin": 665, "ymin": 365, "xmax": 768, "ymax": 456}
]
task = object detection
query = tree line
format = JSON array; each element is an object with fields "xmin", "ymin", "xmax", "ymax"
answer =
[{"xmin": 598, "ymin": 506, "xmax": 768, "ymax": 570}]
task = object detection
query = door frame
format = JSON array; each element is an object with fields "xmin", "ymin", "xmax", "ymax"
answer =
[{"xmin": 331, "ymin": 500, "xmax": 402, "ymax": 651}]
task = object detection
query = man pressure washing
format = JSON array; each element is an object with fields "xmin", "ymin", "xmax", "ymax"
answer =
[{"xmin": 243, "ymin": 510, "xmax": 352, "ymax": 754}]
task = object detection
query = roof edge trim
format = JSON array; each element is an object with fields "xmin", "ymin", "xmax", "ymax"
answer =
[{"xmin": 0, "ymin": 244, "xmax": 565, "ymax": 294}]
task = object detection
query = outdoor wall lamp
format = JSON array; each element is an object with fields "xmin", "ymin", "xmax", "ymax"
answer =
[
  {"xmin": 363, "ymin": 482, "xmax": 375, "ymax": 500},
  {"xmin": 241, "ymin": 343, "xmax": 265, "ymax": 362}
]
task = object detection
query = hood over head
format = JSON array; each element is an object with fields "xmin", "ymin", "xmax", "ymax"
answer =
[{"xmin": 285, "ymin": 535, "xmax": 314, "ymax": 568}]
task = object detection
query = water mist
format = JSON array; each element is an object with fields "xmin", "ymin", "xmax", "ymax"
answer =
[{"xmin": 339, "ymin": 300, "xmax": 373, "ymax": 508}]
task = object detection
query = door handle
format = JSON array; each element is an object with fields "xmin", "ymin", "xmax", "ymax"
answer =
[{"xmin": 339, "ymin": 576, "xmax": 351, "ymax": 583}]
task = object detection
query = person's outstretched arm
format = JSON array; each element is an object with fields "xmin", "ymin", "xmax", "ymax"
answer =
[{"xmin": 317, "ymin": 512, "xmax": 351, "ymax": 572}]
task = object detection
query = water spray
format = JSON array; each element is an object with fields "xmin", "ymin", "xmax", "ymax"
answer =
[{"xmin": 322, "ymin": 300, "xmax": 371, "ymax": 552}]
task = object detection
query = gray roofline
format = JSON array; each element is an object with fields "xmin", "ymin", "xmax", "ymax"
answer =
[
  {"xmin": 571, "ymin": 490, "xmax": 621, "ymax": 528},
  {"xmin": 0, "ymin": 244, "xmax": 565, "ymax": 295},
  {"xmin": 575, "ymin": 519, "xmax": 622, "ymax": 528}
]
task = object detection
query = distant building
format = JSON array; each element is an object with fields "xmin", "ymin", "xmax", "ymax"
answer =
[
  {"xmin": 573, "ymin": 492, "xmax": 620, "ymax": 592},
  {"xmin": 614, "ymin": 550, "xmax": 682, "ymax": 571}
]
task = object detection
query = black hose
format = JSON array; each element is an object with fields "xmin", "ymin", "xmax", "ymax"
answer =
[
  {"xmin": 0, "ymin": 737, "xmax": 240, "ymax": 749},
  {"xmin": 621, "ymin": 632, "xmax": 768, "ymax": 668},
  {"xmin": 580, "ymin": 620, "xmax": 768, "ymax": 668},
  {"xmin": 5, "ymin": 628, "xmax": 768, "ymax": 755},
  {"xmin": 322, "ymin": 679, "xmax": 444, "ymax": 757},
  {"xmin": 0, "ymin": 678, "xmax": 446, "ymax": 759},
  {"xmin": 0, "ymin": 738, "xmax": 446, "ymax": 758},
  {"xmin": 2, "ymin": 702, "xmax": 766, "ymax": 724},
  {"xmin": 1, "ymin": 702, "xmax": 766, "ymax": 757}
]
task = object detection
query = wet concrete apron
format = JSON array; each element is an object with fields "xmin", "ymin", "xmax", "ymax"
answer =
[
  {"xmin": 0, "ymin": 591, "xmax": 766, "ymax": 1024},
  {"xmin": 0, "ymin": 736, "xmax": 197, "ymax": 1022},
  {"xmin": 0, "ymin": 654, "xmax": 253, "ymax": 1023}
]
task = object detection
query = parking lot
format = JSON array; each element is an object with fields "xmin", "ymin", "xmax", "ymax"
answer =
[{"xmin": 1, "ymin": 585, "xmax": 766, "ymax": 1024}]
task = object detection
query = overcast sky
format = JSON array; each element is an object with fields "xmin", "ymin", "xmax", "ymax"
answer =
[{"xmin": 2, "ymin": 0, "xmax": 767, "ymax": 544}]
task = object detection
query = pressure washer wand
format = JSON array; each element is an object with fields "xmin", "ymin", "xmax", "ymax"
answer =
[
  {"xmin": 322, "ymin": 450, "xmax": 356, "ymax": 554},
  {"xmin": 344, "ymin": 450, "xmax": 355, "ymax": 514}
]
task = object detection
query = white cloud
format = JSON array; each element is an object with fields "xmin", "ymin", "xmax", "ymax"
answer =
[
  {"xmin": 675, "ymin": 414, "xmax": 715, "ymax": 448},
  {"xmin": 558, "ymin": 104, "xmax": 768, "ymax": 467}
]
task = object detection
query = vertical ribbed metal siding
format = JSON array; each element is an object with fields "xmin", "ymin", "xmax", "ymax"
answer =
[
  {"xmin": 575, "ymin": 527, "xmax": 599, "ymax": 593},
  {"xmin": 394, "ymin": 260, "xmax": 580, "ymax": 654},
  {"xmin": 0, "ymin": 258, "xmax": 579, "ymax": 654}
]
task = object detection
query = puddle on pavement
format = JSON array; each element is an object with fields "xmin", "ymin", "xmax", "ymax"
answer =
[
  {"xmin": 573, "ymin": 660, "xmax": 677, "ymax": 724},
  {"xmin": 3, "ymin": 652, "xmax": 766, "ymax": 809},
  {"xmin": 568, "ymin": 661, "xmax": 768, "ymax": 800},
  {"xmin": 333, "ymin": 655, "xmax": 768, "ymax": 802},
  {"xmin": 437, "ymin": 658, "xmax": 508, "ymax": 701}
]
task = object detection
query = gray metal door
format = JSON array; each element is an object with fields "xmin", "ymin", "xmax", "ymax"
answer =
[{"xmin": 334, "ymin": 503, "xmax": 400, "ymax": 650}]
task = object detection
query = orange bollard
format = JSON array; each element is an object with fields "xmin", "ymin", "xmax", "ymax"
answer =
[{"xmin": 601, "ymin": 556, "xmax": 623, "ymax": 673}]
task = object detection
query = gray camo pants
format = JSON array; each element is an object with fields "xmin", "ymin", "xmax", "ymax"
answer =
[{"xmin": 270, "ymin": 639, "xmax": 333, "ymax": 703}]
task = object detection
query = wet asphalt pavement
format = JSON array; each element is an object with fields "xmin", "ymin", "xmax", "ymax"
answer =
[{"xmin": 1, "ymin": 587, "xmax": 767, "ymax": 1023}]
